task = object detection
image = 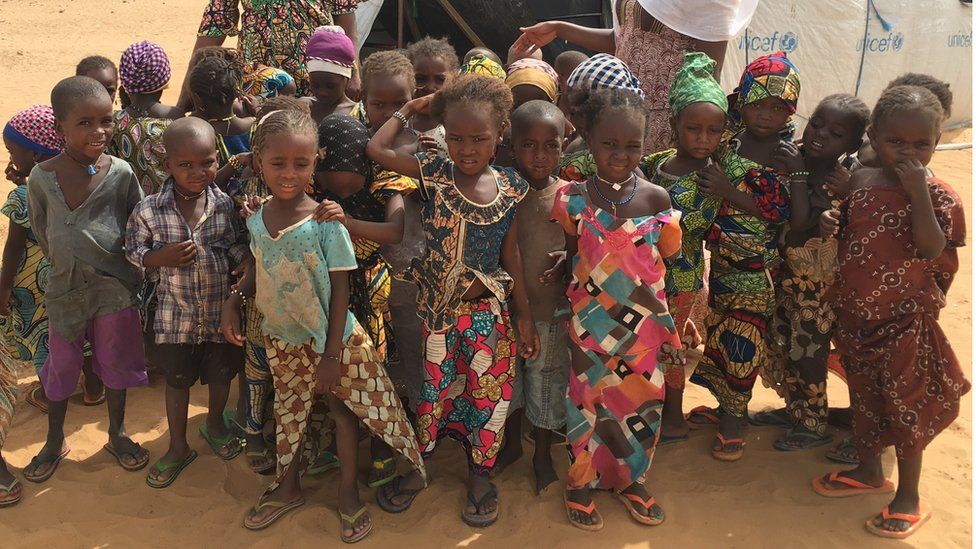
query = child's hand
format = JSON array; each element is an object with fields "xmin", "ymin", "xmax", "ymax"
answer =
[
  {"xmin": 539, "ymin": 251, "xmax": 566, "ymax": 286},
  {"xmin": 231, "ymin": 255, "xmax": 255, "ymax": 282},
  {"xmin": 314, "ymin": 354, "xmax": 342, "ymax": 395},
  {"xmin": 418, "ymin": 135, "xmax": 441, "ymax": 152},
  {"xmin": 824, "ymin": 166, "xmax": 853, "ymax": 198},
  {"xmin": 697, "ymin": 163, "xmax": 736, "ymax": 199},
  {"xmin": 220, "ymin": 298, "xmax": 246, "ymax": 346},
  {"xmin": 4, "ymin": 163, "xmax": 24, "ymax": 185},
  {"xmin": 895, "ymin": 158, "xmax": 929, "ymax": 197},
  {"xmin": 516, "ymin": 317, "xmax": 540, "ymax": 361},
  {"xmin": 820, "ymin": 208, "xmax": 841, "ymax": 239},
  {"xmin": 405, "ymin": 96, "xmax": 433, "ymax": 116},
  {"xmin": 240, "ymin": 194, "xmax": 266, "ymax": 219},
  {"xmin": 143, "ymin": 240, "xmax": 197, "ymax": 268},
  {"xmin": 772, "ymin": 141, "xmax": 804, "ymax": 174},
  {"xmin": 241, "ymin": 95, "xmax": 261, "ymax": 117},
  {"xmin": 312, "ymin": 199, "xmax": 346, "ymax": 225}
]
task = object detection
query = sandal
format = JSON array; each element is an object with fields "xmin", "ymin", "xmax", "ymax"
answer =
[
  {"xmin": 243, "ymin": 497, "xmax": 305, "ymax": 530},
  {"xmin": 825, "ymin": 438, "xmax": 860, "ymax": 465},
  {"xmin": 615, "ymin": 491, "xmax": 665, "ymax": 526},
  {"xmin": 367, "ymin": 457, "xmax": 397, "ymax": 488},
  {"xmin": 565, "ymin": 493, "xmax": 604, "ymax": 532},
  {"xmin": 146, "ymin": 450, "xmax": 198, "ymax": 489},
  {"xmin": 812, "ymin": 471, "xmax": 895, "ymax": 498},
  {"xmin": 25, "ymin": 384, "xmax": 48, "ymax": 414},
  {"xmin": 772, "ymin": 429, "xmax": 834, "ymax": 452},
  {"xmin": 222, "ymin": 410, "xmax": 246, "ymax": 439},
  {"xmin": 685, "ymin": 405, "xmax": 720, "ymax": 426},
  {"xmin": 865, "ymin": 502, "xmax": 932, "ymax": 539},
  {"xmin": 376, "ymin": 475, "xmax": 425, "ymax": 514},
  {"xmin": 0, "ymin": 477, "xmax": 22, "ymax": 507},
  {"xmin": 748, "ymin": 408, "xmax": 791, "ymax": 427},
  {"xmin": 307, "ymin": 450, "xmax": 340, "ymax": 476},
  {"xmin": 80, "ymin": 373, "xmax": 105, "ymax": 406},
  {"xmin": 711, "ymin": 433, "xmax": 744, "ymax": 462},
  {"xmin": 460, "ymin": 482, "xmax": 498, "ymax": 528},
  {"xmin": 199, "ymin": 424, "xmax": 243, "ymax": 460},
  {"xmin": 23, "ymin": 445, "xmax": 70, "ymax": 483},
  {"xmin": 339, "ymin": 506, "xmax": 373, "ymax": 544},
  {"xmin": 246, "ymin": 450, "xmax": 276, "ymax": 475},
  {"xmin": 103, "ymin": 441, "xmax": 150, "ymax": 472}
]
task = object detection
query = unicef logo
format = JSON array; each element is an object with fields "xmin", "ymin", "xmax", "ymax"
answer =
[
  {"xmin": 780, "ymin": 32, "xmax": 798, "ymax": 52},
  {"xmin": 857, "ymin": 31, "xmax": 905, "ymax": 52},
  {"xmin": 737, "ymin": 31, "xmax": 799, "ymax": 53},
  {"xmin": 892, "ymin": 32, "xmax": 904, "ymax": 50}
]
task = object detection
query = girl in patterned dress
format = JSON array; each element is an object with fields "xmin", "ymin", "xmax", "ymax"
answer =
[
  {"xmin": 551, "ymin": 88, "xmax": 681, "ymax": 531},
  {"xmin": 366, "ymin": 74, "xmax": 539, "ymax": 527}
]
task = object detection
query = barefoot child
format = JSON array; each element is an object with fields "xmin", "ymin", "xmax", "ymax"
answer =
[
  {"xmin": 221, "ymin": 109, "xmax": 425, "ymax": 542},
  {"xmin": 552, "ymin": 88, "xmax": 680, "ymax": 531},
  {"xmin": 75, "ymin": 56, "xmax": 119, "ymax": 104},
  {"xmin": 366, "ymin": 74, "xmax": 539, "ymax": 526},
  {"xmin": 25, "ymin": 76, "xmax": 149, "ymax": 482},
  {"xmin": 127, "ymin": 118, "xmax": 248, "ymax": 488},
  {"xmin": 304, "ymin": 25, "xmax": 357, "ymax": 123},
  {"xmin": 813, "ymin": 85, "xmax": 969, "ymax": 540},
  {"xmin": 189, "ymin": 56, "xmax": 256, "ymax": 166},
  {"xmin": 688, "ymin": 52, "xmax": 796, "ymax": 460}
]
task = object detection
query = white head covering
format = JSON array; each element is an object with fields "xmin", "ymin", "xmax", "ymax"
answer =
[{"xmin": 635, "ymin": 0, "xmax": 758, "ymax": 42}]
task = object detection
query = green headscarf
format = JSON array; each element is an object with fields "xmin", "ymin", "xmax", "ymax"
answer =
[{"xmin": 668, "ymin": 52, "xmax": 728, "ymax": 116}]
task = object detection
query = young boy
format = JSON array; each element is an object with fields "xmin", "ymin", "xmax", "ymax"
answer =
[
  {"xmin": 126, "ymin": 117, "xmax": 249, "ymax": 488},
  {"xmin": 494, "ymin": 100, "xmax": 570, "ymax": 494},
  {"xmin": 25, "ymin": 76, "xmax": 148, "ymax": 481},
  {"xmin": 553, "ymin": 50, "xmax": 588, "ymax": 119}
]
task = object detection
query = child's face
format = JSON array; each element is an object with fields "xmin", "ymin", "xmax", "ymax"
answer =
[
  {"xmin": 586, "ymin": 109, "xmax": 644, "ymax": 182},
  {"xmin": 309, "ymin": 71, "xmax": 349, "ymax": 108},
  {"xmin": 511, "ymin": 84, "xmax": 551, "ymax": 110},
  {"xmin": 673, "ymin": 101, "xmax": 726, "ymax": 160},
  {"xmin": 413, "ymin": 56, "xmax": 451, "ymax": 98},
  {"xmin": 164, "ymin": 137, "xmax": 218, "ymax": 196},
  {"xmin": 314, "ymin": 170, "xmax": 366, "ymax": 198},
  {"xmin": 443, "ymin": 103, "xmax": 502, "ymax": 176},
  {"xmin": 867, "ymin": 111, "xmax": 940, "ymax": 170},
  {"xmin": 740, "ymin": 96, "xmax": 791, "ymax": 138},
  {"xmin": 3, "ymin": 136, "xmax": 37, "ymax": 181},
  {"xmin": 56, "ymin": 95, "xmax": 115, "ymax": 159},
  {"xmin": 801, "ymin": 102, "xmax": 861, "ymax": 161},
  {"xmin": 82, "ymin": 67, "xmax": 118, "ymax": 103},
  {"xmin": 364, "ymin": 74, "xmax": 412, "ymax": 132},
  {"xmin": 255, "ymin": 132, "xmax": 319, "ymax": 200},
  {"xmin": 512, "ymin": 119, "xmax": 562, "ymax": 184}
]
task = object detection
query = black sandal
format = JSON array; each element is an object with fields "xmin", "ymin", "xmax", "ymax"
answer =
[
  {"xmin": 376, "ymin": 476, "xmax": 424, "ymax": 514},
  {"xmin": 461, "ymin": 482, "xmax": 498, "ymax": 528}
]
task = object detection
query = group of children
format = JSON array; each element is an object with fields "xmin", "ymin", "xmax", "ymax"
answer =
[{"xmin": 0, "ymin": 22, "xmax": 967, "ymax": 543}]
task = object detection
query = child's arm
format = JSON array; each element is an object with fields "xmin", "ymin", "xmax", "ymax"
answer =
[
  {"xmin": 697, "ymin": 163, "xmax": 762, "ymax": 216},
  {"xmin": 220, "ymin": 260, "xmax": 253, "ymax": 347},
  {"xmin": 215, "ymin": 153, "xmax": 251, "ymax": 192},
  {"xmin": 26, "ymin": 179, "xmax": 48, "ymax": 257},
  {"xmin": 501, "ymin": 218, "xmax": 540, "ymax": 361},
  {"xmin": 897, "ymin": 159, "xmax": 946, "ymax": 259},
  {"xmin": 125, "ymin": 206, "xmax": 197, "ymax": 269},
  {"xmin": 0, "ymin": 222, "xmax": 27, "ymax": 315},
  {"xmin": 313, "ymin": 193, "xmax": 406, "ymax": 244},
  {"xmin": 365, "ymin": 96, "xmax": 432, "ymax": 179},
  {"xmin": 315, "ymin": 270, "xmax": 350, "ymax": 394},
  {"xmin": 774, "ymin": 142, "xmax": 813, "ymax": 230}
]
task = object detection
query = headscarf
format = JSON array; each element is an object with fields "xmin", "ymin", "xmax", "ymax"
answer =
[
  {"xmin": 566, "ymin": 53, "xmax": 644, "ymax": 99},
  {"xmin": 243, "ymin": 65, "xmax": 295, "ymax": 98},
  {"xmin": 3, "ymin": 105, "xmax": 64, "ymax": 156},
  {"xmin": 305, "ymin": 26, "xmax": 356, "ymax": 78},
  {"xmin": 317, "ymin": 114, "xmax": 370, "ymax": 176},
  {"xmin": 668, "ymin": 52, "xmax": 728, "ymax": 116},
  {"xmin": 729, "ymin": 51, "xmax": 801, "ymax": 114},
  {"xmin": 505, "ymin": 58, "xmax": 559, "ymax": 102},
  {"xmin": 458, "ymin": 54, "xmax": 506, "ymax": 80},
  {"xmin": 119, "ymin": 40, "xmax": 171, "ymax": 94}
]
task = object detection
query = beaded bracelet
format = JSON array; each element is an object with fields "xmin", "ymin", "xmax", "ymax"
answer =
[
  {"xmin": 228, "ymin": 154, "xmax": 246, "ymax": 172},
  {"xmin": 789, "ymin": 170, "xmax": 810, "ymax": 179},
  {"xmin": 392, "ymin": 111, "xmax": 409, "ymax": 128},
  {"xmin": 230, "ymin": 287, "xmax": 248, "ymax": 302}
]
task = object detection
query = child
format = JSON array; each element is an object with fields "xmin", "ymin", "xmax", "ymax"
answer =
[
  {"xmin": 687, "ymin": 52, "xmax": 795, "ymax": 461},
  {"xmin": 494, "ymin": 58, "xmax": 560, "ymax": 167},
  {"xmin": 177, "ymin": 46, "xmax": 246, "ymax": 115},
  {"xmin": 304, "ymin": 25, "xmax": 357, "ymax": 123},
  {"xmin": 458, "ymin": 53, "xmax": 507, "ymax": 80},
  {"xmin": 127, "ymin": 117, "xmax": 248, "ymax": 488},
  {"xmin": 354, "ymin": 51, "xmax": 418, "ymax": 155},
  {"xmin": 462, "ymin": 46, "xmax": 502, "ymax": 66},
  {"xmin": 220, "ymin": 109, "xmax": 425, "ymax": 542},
  {"xmin": 406, "ymin": 36, "xmax": 460, "ymax": 148},
  {"xmin": 243, "ymin": 65, "xmax": 297, "ymax": 99},
  {"xmin": 366, "ymin": 74, "xmax": 538, "ymax": 527},
  {"xmin": 110, "ymin": 41, "xmax": 182, "ymax": 196},
  {"xmin": 493, "ymin": 100, "xmax": 570, "ymax": 495},
  {"xmin": 814, "ymin": 85, "xmax": 968, "ymax": 540},
  {"xmin": 24, "ymin": 76, "xmax": 149, "ymax": 482},
  {"xmin": 553, "ymin": 50, "xmax": 588, "ymax": 119},
  {"xmin": 646, "ymin": 52, "xmax": 728, "ymax": 444},
  {"xmin": 760, "ymin": 94, "xmax": 869, "ymax": 451},
  {"xmin": 189, "ymin": 56, "xmax": 256, "ymax": 165},
  {"xmin": 75, "ymin": 55, "xmax": 118, "ymax": 103}
]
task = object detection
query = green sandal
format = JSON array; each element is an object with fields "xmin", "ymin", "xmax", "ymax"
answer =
[
  {"xmin": 146, "ymin": 450, "xmax": 198, "ymax": 489},
  {"xmin": 199, "ymin": 424, "xmax": 243, "ymax": 460},
  {"xmin": 367, "ymin": 457, "xmax": 397, "ymax": 488},
  {"xmin": 307, "ymin": 450, "xmax": 340, "ymax": 475},
  {"xmin": 222, "ymin": 410, "xmax": 246, "ymax": 438},
  {"xmin": 339, "ymin": 506, "xmax": 373, "ymax": 543}
]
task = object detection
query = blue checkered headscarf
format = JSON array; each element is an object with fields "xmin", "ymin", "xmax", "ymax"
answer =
[{"xmin": 566, "ymin": 53, "xmax": 643, "ymax": 99}]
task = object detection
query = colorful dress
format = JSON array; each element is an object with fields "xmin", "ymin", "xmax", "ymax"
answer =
[
  {"xmin": 829, "ymin": 179, "xmax": 969, "ymax": 459},
  {"xmin": 689, "ymin": 137, "xmax": 789, "ymax": 418},
  {"xmin": 197, "ymin": 0, "xmax": 360, "ymax": 96},
  {"xmin": 108, "ymin": 110, "xmax": 170, "ymax": 196},
  {"xmin": 551, "ymin": 182, "xmax": 681, "ymax": 491},
  {"xmin": 0, "ymin": 351, "xmax": 16, "ymax": 451},
  {"xmin": 644, "ymin": 150, "xmax": 720, "ymax": 390},
  {"xmin": 401, "ymin": 150, "xmax": 527, "ymax": 474}
]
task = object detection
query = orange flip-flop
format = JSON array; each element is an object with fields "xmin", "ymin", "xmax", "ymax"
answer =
[
  {"xmin": 565, "ymin": 496, "xmax": 604, "ymax": 532},
  {"xmin": 685, "ymin": 405, "xmax": 720, "ymax": 426},
  {"xmin": 811, "ymin": 471, "xmax": 895, "ymax": 498},
  {"xmin": 865, "ymin": 503, "xmax": 932, "ymax": 539},
  {"xmin": 711, "ymin": 433, "xmax": 744, "ymax": 462},
  {"xmin": 615, "ymin": 492, "xmax": 665, "ymax": 526}
]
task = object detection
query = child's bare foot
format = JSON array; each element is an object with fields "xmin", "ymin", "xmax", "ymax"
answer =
[
  {"xmin": 566, "ymin": 487, "xmax": 603, "ymax": 530},
  {"xmin": 532, "ymin": 451, "xmax": 558, "ymax": 495},
  {"xmin": 660, "ymin": 386, "xmax": 690, "ymax": 443},
  {"xmin": 376, "ymin": 469, "xmax": 426, "ymax": 513},
  {"xmin": 461, "ymin": 474, "xmax": 498, "ymax": 527}
]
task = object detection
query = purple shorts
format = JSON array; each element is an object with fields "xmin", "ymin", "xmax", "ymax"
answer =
[{"xmin": 41, "ymin": 307, "xmax": 147, "ymax": 401}]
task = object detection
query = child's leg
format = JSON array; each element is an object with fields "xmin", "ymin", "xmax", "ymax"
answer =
[
  {"xmin": 147, "ymin": 344, "xmax": 195, "ymax": 485},
  {"xmin": 524, "ymin": 320, "xmax": 568, "ymax": 494},
  {"xmin": 660, "ymin": 291, "xmax": 701, "ymax": 439},
  {"xmin": 243, "ymin": 341, "xmax": 274, "ymax": 471},
  {"xmin": 871, "ymin": 452, "xmax": 924, "ymax": 533},
  {"xmin": 494, "ymin": 358, "xmax": 524, "ymax": 474},
  {"xmin": 328, "ymin": 392, "xmax": 370, "ymax": 540},
  {"xmin": 202, "ymin": 343, "xmax": 242, "ymax": 458},
  {"xmin": 80, "ymin": 355, "xmax": 104, "ymax": 401}
]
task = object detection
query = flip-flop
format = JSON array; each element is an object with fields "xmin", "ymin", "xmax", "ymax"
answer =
[
  {"xmin": 339, "ymin": 506, "xmax": 373, "ymax": 544},
  {"xmin": 376, "ymin": 475, "xmax": 425, "ymax": 514},
  {"xmin": 243, "ymin": 497, "xmax": 306, "ymax": 531},
  {"xmin": 0, "ymin": 477, "xmax": 22, "ymax": 507},
  {"xmin": 307, "ymin": 450, "xmax": 340, "ymax": 476},
  {"xmin": 825, "ymin": 438, "xmax": 860, "ymax": 465},
  {"xmin": 246, "ymin": 450, "xmax": 277, "ymax": 475},
  {"xmin": 748, "ymin": 409, "xmax": 792, "ymax": 427},
  {"xmin": 711, "ymin": 433, "xmax": 744, "ymax": 462},
  {"xmin": 657, "ymin": 434, "xmax": 689, "ymax": 447},
  {"xmin": 103, "ymin": 441, "xmax": 150, "ymax": 472},
  {"xmin": 811, "ymin": 471, "xmax": 895, "ymax": 498},
  {"xmin": 199, "ymin": 424, "xmax": 243, "ymax": 460},
  {"xmin": 460, "ymin": 482, "xmax": 499, "ymax": 528},
  {"xmin": 222, "ymin": 410, "xmax": 246, "ymax": 439},
  {"xmin": 146, "ymin": 450, "xmax": 198, "ymax": 489},
  {"xmin": 80, "ymin": 373, "xmax": 105, "ymax": 406},
  {"xmin": 865, "ymin": 502, "xmax": 932, "ymax": 539},
  {"xmin": 685, "ymin": 405, "xmax": 720, "ymax": 426},
  {"xmin": 367, "ymin": 457, "xmax": 397, "ymax": 488},
  {"xmin": 24, "ymin": 445, "xmax": 70, "ymax": 483},
  {"xmin": 523, "ymin": 428, "xmax": 569, "ymax": 446},
  {"xmin": 565, "ymin": 494, "xmax": 604, "ymax": 531},
  {"xmin": 25, "ymin": 384, "xmax": 48, "ymax": 414},
  {"xmin": 772, "ymin": 430, "xmax": 834, "ymax": 452},
  {"xmin": 615, "ymin": 491, "xmax": 665, "ymax": 526}
]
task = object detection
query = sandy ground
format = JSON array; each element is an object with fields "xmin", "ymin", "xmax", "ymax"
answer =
[{"xmin": 0, "ymin": 1, "xmax": 971, "ymax": 547}]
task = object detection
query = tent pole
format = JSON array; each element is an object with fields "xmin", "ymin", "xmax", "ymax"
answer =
[
  {"xmin": 397, "ymin": 0, "xmax": 405, "ymax": 48},
  {"xmin": 433, "ymin": 0, "xmax": 485, "ymax": 47}
]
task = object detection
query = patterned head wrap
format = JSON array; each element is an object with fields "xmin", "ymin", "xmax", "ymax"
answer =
[
  {"xmin": 243, "ymin": 65, "xmax": 295, "ymax": 98},
  {"xmin": 505, "ymin": 58, "xmax": 559, "ymax": 102},
  {"xmin": 458, "ymin": 54, "xmax": 506, "ymax": 80},
  {"xmin": 317, "ymin": 114, "xmax": 371, "ymax": 176},
  {"xmin": 305, "ymin": 26, "xmax": 356, "ymax": 78},
  {"xmin": 3, "ymin": 105, "xmax": 64, "ymax": 156},
  {"xmin": 729, "ymin": 51, "xmax": 800, "ymax": 113},
  {"xmin": 668, "ymin": 52, "xmax": 728, "ymax": 116},
  {"xmin": 566, "ymin": 53, "xmax": 643, "ymax": 99},
  {"xmin": 119, "ymin": 41, "xmax": 171, "ymax": 94}
]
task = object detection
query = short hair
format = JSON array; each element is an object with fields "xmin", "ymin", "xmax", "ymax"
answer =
[
  {"xmin": 431, "ymin": 73, "xmax": 513, "ymax": 130},
  {"xmin": 50, "ymin": 76, "xmax": 111, "ymax": 119},
  {"xmin": 162, "ymin": 116, "xmax": 216, "ymax": 150},
  {"xmin": 554, "ymin": 50, "xmax": 588, "ymax": 78},
  {"xmin": 361, "ymin": 50, "xmax": 416, "ymax": 96},
  {"xmin": 251, "ymin": 109, "xmax": 317, "ymax": 155},
  {"xmin": 886, "ymin": 73, "xmax": 952, "ymax": 119},
  {"xmin": 407, "ymin": 36, "xmax": 461, "ymax": 72},
  {"xmin": 511, "ymin": 99, "xmax": 565, "ymax": 141},
  {"xmin": 871, "ymin": 85, "xmax": 944, "ymax": 132},
  {"xmin": 507, "ymin": 43, "xmax": 542, "ymax": 65},
  {"xmin": 256, "ymin": 95, "xmax": 311, "ymax": 120},
  {"xmin": 462, "ymin": 47, "xmax": 501, "ymax": 66},
  {"xmin": 582, "ymin": 87, "xmax": 648, "ymax": 138},
  {"xmin": 817, "ymin": 93, "xmax": 871, "ymax": 138},
  {"xmin": 75, "ymin": 55, "xmax": 116, "ymax": 76},
  {"xmin": 189, "ymin": 56, "xmax": 243, "ymax": 111}
]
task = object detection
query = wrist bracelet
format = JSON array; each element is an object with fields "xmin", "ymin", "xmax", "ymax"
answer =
[
  {"xmin": 789, "ymin": 170, "xmax": 810, "ymax": 179},
  {"xmin": 392, "ymin": 111, "xmax": 409, "ymax": 128},
  {"xmin": 228, "ymin": 154, "xmax": 246, "ymax": 172},
  {"xmin": 230, "ymin": 287, "xmax": 247, "ymax": 301}
]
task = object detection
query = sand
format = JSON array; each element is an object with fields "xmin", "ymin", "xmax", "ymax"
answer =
[{"xmin": 0, "ymin": 2, "xmax": 971, "ymax": 547}]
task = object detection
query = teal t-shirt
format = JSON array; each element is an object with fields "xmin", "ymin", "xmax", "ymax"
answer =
[{"xmin": 248, "ymin": 209, "xmax": 358, "ymax": 353}]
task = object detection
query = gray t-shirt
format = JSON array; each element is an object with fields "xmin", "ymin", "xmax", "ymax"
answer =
[
  {"xmin": 28, "ymin": 156, "xmax": 145, "ymax": 339},
  {"xmin": 517, "ymin": 179, "xmax": 570, "ymax": 323}
]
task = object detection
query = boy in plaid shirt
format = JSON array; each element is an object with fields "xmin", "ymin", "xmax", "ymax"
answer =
[{"xmin": 126, "ymin": 117, "xmax": 250, "ymax": 488}]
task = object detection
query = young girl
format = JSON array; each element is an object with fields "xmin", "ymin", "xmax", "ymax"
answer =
[
  {"xmin": 75, "ymin": 56, "xmax": 119, "ymax": 104},
  {"xmin": 242, "ymin": 65, "xmax": 297, "ymax": 100},
  {"xmin": 405, "ymin": 36, "xmax": 459, "ymax": 150},
  {"xmin": 551, "ymin": 88, "xmax": 680, "ymax": 531},
  {"xmin": 687, "ymin": 52, "xmax": 796, "ymax": 460},
  {"xmin": 220, "ymin": 109, "xmax": 425, "ymax": 542},
  {"xmin": 353, "ymin": 51, "xmax": 417, "ymax": 155},
  {"xmin": 760, "ymin": 94, "xmax": 869, "ymax": 451},
  {"xmin": 304, "ymin": 25, "xmax": 357, "ymax": 123},
  {"xmin": 189, "ymin": 56, "xmax": 255, "ymax": 165},
  {"xmin": 814, "ymin": 85, "xmax": 968, "ymax": 539},
  {"xmin": 366, "ymin": 74, "xmax": 538, "ymax": 527}
]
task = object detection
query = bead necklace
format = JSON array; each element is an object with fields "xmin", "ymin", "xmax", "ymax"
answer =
[
  {"xmin": 592, "ymin": 174, "xmax": 637, "ymax": 215},
  {"xmin": 596, "ymin": 172, "xmax": 635, "ymax": 191},
  {"xmin": 65, "ymin": 150, "xmax": 101, "ymax": 176}
]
